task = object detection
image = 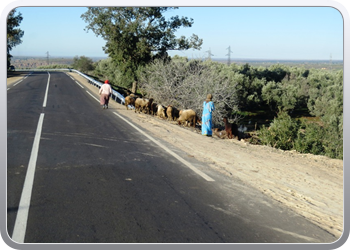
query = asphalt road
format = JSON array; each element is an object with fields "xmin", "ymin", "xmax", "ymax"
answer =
[{"xmin": 6, "ymin": 71, "xmax": 337, "ymax": 244}]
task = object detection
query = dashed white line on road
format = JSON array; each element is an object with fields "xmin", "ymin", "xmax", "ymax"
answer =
[
  {"xmin": 12, "ymin": 113, "xmax": 45, "ymax": 243},
  {"xmin": 42, "ymin": 72, "xmax": 50, "ymax": 107}
]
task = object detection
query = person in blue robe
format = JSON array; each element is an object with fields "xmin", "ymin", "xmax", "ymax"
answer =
[{"xmin": 202, "ymin": 94, "xmax": 215, "ymax": 136}]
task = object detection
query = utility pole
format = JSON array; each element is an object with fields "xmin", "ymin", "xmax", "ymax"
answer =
[
  {"xmin": 226, "ymin": 46, "xmax": 233, "ymax": 65},
  {"xmin": 329, "ymin": 53, "xmax": 333, "ymax": 71},
  {"xmin": 46, "ymin": 51, "xmax": 50, "ymax": 65},
  {"xmin": 205, "ymin": 48, "xmax": 214, "ymax": 60}
]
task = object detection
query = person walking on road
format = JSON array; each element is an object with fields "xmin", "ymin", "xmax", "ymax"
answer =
[{"xmin": 99, "ymin": 80, "xmax": 112, "ymax": 109}]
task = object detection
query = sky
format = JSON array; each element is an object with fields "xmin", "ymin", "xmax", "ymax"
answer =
[{"xmin": 9, "ymin": 5, "xmax": 344, "ymax": 61}]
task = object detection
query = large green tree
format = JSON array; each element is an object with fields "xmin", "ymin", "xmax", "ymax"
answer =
[
  {"xmin": 81, "ymin": 7, "xmax": 203, "ymax": 86},
  {"xmin": 7, "ymin": 9, "xmax": 24, "ymax": 69}
]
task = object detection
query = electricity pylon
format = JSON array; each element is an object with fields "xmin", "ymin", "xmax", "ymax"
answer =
[
  {"xmin": 206, "ymin": 48, "xmax": 214, "ymax": 60},
  {"xmin": 46, "ymin": 51, "xmax": 50, "ymax": 65},
  {"xmin": 226, "ymin": 46, "xmax": 233, "ymax": 65}
]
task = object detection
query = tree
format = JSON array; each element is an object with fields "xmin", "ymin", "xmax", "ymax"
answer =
[
  {"xmin": 94, "ymin": 58, "xmax": 123, "ymax": 86},
  {"xmin": 7, "ymin": 9, "xmax": 24, "ymax": 69},
  {"xmin": 81, "ymin": 7, "xmax": 203, "ymax": 87},
  {"xmin": 139, "ymin": 58, "xmax": 239, "ymax": 126},
  {"xmin": 72, "ymin": 56, "xmax": 95, "ymax": 74}
]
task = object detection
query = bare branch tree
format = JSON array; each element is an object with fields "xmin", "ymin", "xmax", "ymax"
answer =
[{"xmin": 139, "ymin": 58, "xmax": 239, "ymax": 126}]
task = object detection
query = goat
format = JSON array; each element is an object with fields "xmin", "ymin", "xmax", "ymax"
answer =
[
  {"xmin": 223, "ymin": 117, "xmax": 239, "ymax": 139},
  {"xmin": 157, "ymin": 104, "xmax": 167, "ymax": 119},
  {"xmin": 166, "ymin": 105, "xmax": 180, "ymax": 121}
]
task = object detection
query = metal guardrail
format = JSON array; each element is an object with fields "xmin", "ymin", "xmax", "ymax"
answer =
[
  {"xmin": 14, "ymin": 68, "xmax": 126, "ymax": 105},
  {"xmin": 70, "ymin": 69, "xmax": 125, "ymax": 105}
]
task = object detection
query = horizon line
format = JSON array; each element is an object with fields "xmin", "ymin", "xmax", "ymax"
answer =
[{"xmin": 11, "ymin": 55, "xmax": 343, "ymax": 62}]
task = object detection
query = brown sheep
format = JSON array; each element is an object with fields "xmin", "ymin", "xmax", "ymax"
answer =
[
  {"xmin": 134, "ymin": 98, "xmax": 143, "ymax": 113},
  {"xmin": 166, "ymin": 105, "xmax": 180, "ymax": 121},
  {"xmin": 145, "ymin": 98, "xmax": 154, "ymax": 114},
  {"xmin": 177, "ymin": 109, "xmax": 200, "ymax": 128},
  {"xmin": 124, "ymin": 95, "xmax": 136, "ymax": 110},
  {"xmin": 223, "ymin": 117, "xmax": 239, "ymax": 139},
  {"xmin": 134, "ymin": 98, "xmax": 153, "ymax": 114}
]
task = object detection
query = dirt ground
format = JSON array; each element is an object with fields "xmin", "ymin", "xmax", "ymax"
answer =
[{"xmin": 8, "ymin": 72, "xmax": 344, "ymax": 239}]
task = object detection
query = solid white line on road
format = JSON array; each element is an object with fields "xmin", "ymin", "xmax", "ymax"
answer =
[
  {"xmin": 13, "ymin": 80, "xmax": 22, "ymax": 86},
  {"xmin": 86, "ymin": 91, "xmax": 100, "ymax": 102},
  {"xmin": 81, "ymin": 86, "xmax": 213, "ymax": 181},
  {"xmin": 12, "ymin": 113, "xmax": 45, "ymax": 243},
  {"xmin": 113, "ymin": 112, "xmax": 215, "ymax": 182},
  {"xmin": 42, "ymin": 72, "xmax": 50, "ymax": 107},
  {"xmin": 75, "ymin": 81, "xmax": 84, "ymax": 88}
]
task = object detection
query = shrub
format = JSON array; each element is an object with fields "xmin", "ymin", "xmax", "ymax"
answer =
[
  {"xmin": 294, "ymin": 121, "xmax": 325, "ymax": 155},
  {"xmin": 258, "ymin": 111, "xmax": 299, "ymax": 150}
]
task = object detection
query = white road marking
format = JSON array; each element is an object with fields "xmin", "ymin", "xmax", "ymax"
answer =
[
  {"xmin": 13, "ymin": 80, "xmax": 22, "ymax": 86},
  {"xmin": 81, "ymin": 143, "xmax": 106, "ymax": 148},
  {"xmin": 86, "ymin": 91, "xmax": 100, "ymax": 102},
  {"xmin": 12, "ymin": 113, "xmax": 45, "ymax": 243},
  {"xmin": 42, "ymin": 72, "xmax": 50, "ymax": 107},
  {"xmin": 8, "ymin": 72, "xmax": 32, "ymax": 90},
  {"xmin": 268, "ymin": 227, "xmax": 317, "ymax": 242},
  {"xmin": 113, "ymin": 112, "xmax": 215, "ymax": 182},
  {"xmin": 75, "ymin": 81, "xmax": 84, "ymax": 88},
  {"xmin": 82, "ymin": 84, "xmax": 213, "ymax": 181}
]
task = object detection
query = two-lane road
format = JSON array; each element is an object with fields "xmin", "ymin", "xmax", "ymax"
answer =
[{"xmin": 6, "ymin": 71, "xmax": 337, "ymax": 244}]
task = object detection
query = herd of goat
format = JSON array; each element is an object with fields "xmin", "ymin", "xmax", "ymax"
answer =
[{"xmin": 123, "ymin": 94, "xmax": 241, "ymax": 140}]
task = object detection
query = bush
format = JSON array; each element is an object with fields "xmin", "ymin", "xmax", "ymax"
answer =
[
  {"xmin": 72, "ymin": 56, "xmax": 95, "ymax": 74},
  {"xmin": 258, "ymin": 111, "xmax": 299, "ymax": 150},
  {"xmin": 294, "ymin": 121, "xmax": 325, "ymax": 155}
]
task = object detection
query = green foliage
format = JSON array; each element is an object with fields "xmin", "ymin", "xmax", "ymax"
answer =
[
  {"xmin": 258, "ymin": 112, "xmax": 342, "ymax": 159},
  {"xmin": 81, "ymin": 7, "xmax": 203, "ymax": 86},
  {"xmin": 93, "ymin": 58, "xmax": 125, "ymax": 87},
  {"xmin": 294, "ymin": 121, "xmax": 325, "ymax": 155},
  {"xmin": 7, "ymin": 9, "xmax": 24, "ymax": 69},
  {"xmin": 37, "ymin": 64, "xmax": 71, "ymax": 69},
  {"xmin": 258, "ymin": 112, "xmax": 299, "ymax": 150},
  {"xmin": 72, "ymin": 56, "xmax": 95, "ymax": 74}
]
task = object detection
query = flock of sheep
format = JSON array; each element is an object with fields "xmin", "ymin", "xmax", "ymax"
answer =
[
  {"xmin": 123, "ymin": 94, "xmax": 242, "ymax": 140},
  {"xmin": 124, "ymin": 94, "xmax": 200, "ymax": 128}
]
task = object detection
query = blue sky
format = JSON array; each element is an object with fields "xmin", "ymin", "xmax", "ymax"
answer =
[{"xmin": 11, "ymin": 6, "xmax": 344, "ymax": 60}]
